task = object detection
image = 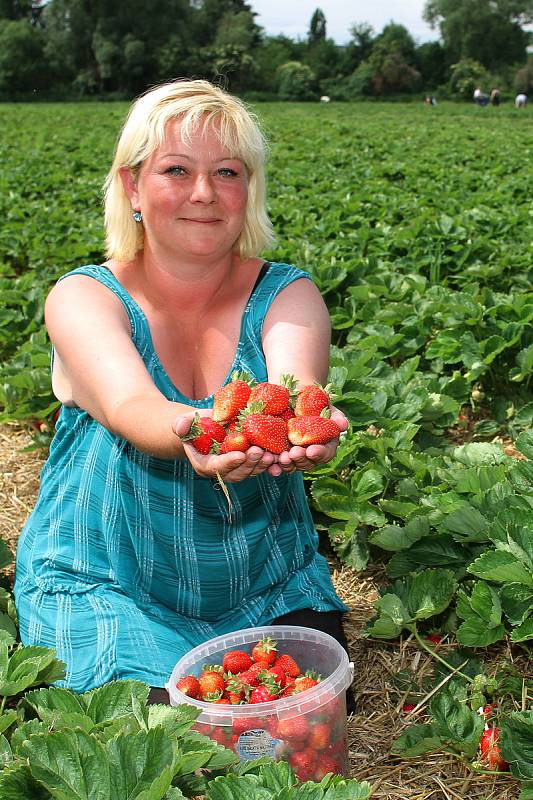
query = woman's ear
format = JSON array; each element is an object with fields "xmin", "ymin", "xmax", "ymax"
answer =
[{"xmin": 119, "ymin": 167, "xmax": 140, "ymax": 208}]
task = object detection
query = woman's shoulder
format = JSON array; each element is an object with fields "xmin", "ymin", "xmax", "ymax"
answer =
[{"xmin": 263, "ymin": 260, "xmax": 313, "ymax": 285}]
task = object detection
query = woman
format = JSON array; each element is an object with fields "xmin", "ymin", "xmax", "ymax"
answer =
[{"xmin": 14, "ymin": 79, "xmax": 351, "ymax": 703}]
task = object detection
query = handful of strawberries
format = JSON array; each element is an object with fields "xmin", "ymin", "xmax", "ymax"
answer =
[{"xmin": 182, "ymin": 373, "xmax": 341, "ymax": 456}]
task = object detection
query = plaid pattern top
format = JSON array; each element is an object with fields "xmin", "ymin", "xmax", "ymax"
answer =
[{"xmin": 14, "ymin": 262, "xmax": 347, "ymax": 692}]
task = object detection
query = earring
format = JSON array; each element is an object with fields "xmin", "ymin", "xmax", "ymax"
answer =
[{"xmin": 132, "ymin": 210, "xmax": 142, "ymax": 222}]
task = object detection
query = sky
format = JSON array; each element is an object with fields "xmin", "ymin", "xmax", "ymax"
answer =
[{"xmin": 249, "ymin": 0, "xmax": 438, "ymax": 45}]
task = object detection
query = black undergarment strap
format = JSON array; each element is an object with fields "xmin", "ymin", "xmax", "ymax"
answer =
[{"xmin": 249, "ymin": 261, "xmax": 270, "ymax": 296}]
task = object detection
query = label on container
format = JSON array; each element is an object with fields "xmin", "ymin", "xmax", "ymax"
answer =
[{"xmin": 235, "ymin": 728, "xmax": 284, "ymax": 761}]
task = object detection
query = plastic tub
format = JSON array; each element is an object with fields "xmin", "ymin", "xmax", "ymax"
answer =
[{"xmin": 166, "ymin": 625, "xmax": 353, "ymax": 781}]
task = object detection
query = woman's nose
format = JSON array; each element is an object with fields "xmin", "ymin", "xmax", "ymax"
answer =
[{"xmin": 190, "ymin": 173, "xmax": 215, "ymax": 202}]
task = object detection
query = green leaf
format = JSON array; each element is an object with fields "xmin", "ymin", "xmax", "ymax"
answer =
[
  {"xmin": 391, "ymin": 723, "xmax": 443, "ymax": 757},
  {"xmin": 468, "ymin": 551, "xmax": 533, "ymax": 586},
  {"xmin": 456, "ymin": 618, "xmax": 506, "ymax": 647},
  {"xmin": 84, "ymin": 680, "xmax": 150, "ymax": 723},
  {"xmin": 0, "ymin": 763, "xmax": 52, "ymax": 799},
  {"xmin": 430, "ymin": 689, "xmax": 485, "ymax": 757},
  {"xmin": 509, "ymin": 616, "xmax": 533, "ymax": 643},
  {"xmin": 328, "ymin": 521, "xmax": 371, "ymax": 571},
  {"xmin": 369, "ymin": 516, "xmax": 429, "ymax": 552},
  {"xmin": 107, "ymin": 728, "xmax": 176, "ymax": 800},
  {"xmin": 405, "ymin": 568, "xmax": 458, "ymax": 620},
  {"xmin": 499, "ymin": 712, "xmax": 533, "ymax": 781},
  {"xmin": 468, "ymin": 581, "xmax": 502, "ymax": 628},
  {"xmin": 500, "ymin": 584, "xmax": 533, "ymax": 626},
  {"xmin": 19, "ymin": 728, "xmax": 111, "ymax": 800},
  {"xmin": 440, "ymin": 506, "xmax": 489, "ymax": 543},
  {"xmin": 206, "ymin": 774, "xmax": 271, "ymax": 800}
]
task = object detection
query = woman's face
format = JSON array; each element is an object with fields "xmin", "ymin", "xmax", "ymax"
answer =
[{"xmin": 125, "ymin": 118, "xmax": 248, "ymax": 262}]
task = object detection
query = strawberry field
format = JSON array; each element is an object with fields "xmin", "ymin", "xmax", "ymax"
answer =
[{"xmin": 0, "ymin": 100, "xmax": 532, "ymax": 799}]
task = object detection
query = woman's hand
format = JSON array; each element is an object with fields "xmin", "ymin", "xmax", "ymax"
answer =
[
  {"xmin": 268, "ymin": 406, "xmax": 349, "ymax": 476},
  {"xmin": 173, "ymin": 414, "xmax": 277, "ymax": 483}
]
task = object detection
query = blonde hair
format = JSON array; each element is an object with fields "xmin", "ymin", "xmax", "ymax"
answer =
[{"xmin": 103, "ymin": 79, "xmax": 275, "ymax": 261}]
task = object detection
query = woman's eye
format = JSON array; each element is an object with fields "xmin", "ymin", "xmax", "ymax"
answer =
[
  {"xmin": 218, "ymin": 167, "xmax": 238, "ymax": 177},
  {"xmin": 166, "ymin": 165, "xmax": 187, "ymax": 175}
]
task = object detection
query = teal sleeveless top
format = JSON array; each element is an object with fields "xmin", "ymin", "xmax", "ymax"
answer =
[{"xmin": 14, "ymin": 262, "xmax": 347, "ymax": 692}]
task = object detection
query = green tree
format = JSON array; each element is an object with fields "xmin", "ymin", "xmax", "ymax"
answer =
[
  {"xmin": 250, "ymin": 35, "xmax": 298, "ymax": 94},
  {"xmin": 424, "ymin": 0, "xmax": 533, "ymax": 70},
  {"xmin": 0, "ymin": 18, "xmax": 50, "ymax": 92},
  {"xmin": 277, "ymin": 61, "xmax": 316, "ymax": 100},
  {"xmin": 515, "ymin": 55, "xmax": 533, "ymax": 93},
  {"xmin": 448, "ymin": 57, "xmax": 489, "ymax": 98},
  {"xmin": 308, "ymin": 7, "xmax": 326, "ymax": 43},
  {"xmin": 415, "ymin": 40, "xmax": 449, "ymax": 88},
  {"xmin": 368, "ymin": 23, "xmax": 421, "ymax": 94}
]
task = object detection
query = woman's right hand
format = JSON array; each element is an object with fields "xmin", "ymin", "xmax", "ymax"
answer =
[{"xmin": 173, "ymin": 414, "xmax": 277, "ymax": 483}]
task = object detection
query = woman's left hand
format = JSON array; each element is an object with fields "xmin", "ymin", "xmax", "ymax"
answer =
[{"xmin": 268, "ymin": 406, "xmax": 349, "ymax": 476}]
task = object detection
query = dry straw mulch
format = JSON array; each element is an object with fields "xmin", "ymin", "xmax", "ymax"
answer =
[{"xmin": 0, "ymin": 423, "xmax": 523, "ymax": 800}]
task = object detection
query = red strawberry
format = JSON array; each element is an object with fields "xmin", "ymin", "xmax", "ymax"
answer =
[
  {"xmin": 287, "ymin": 415, "xmax": 341, "ymax": 447},
  {"xmin": 213, "ymin": 372, "xmax": 254, "ymax": 424},
  {"xmin": 248, "ymin": 375, "xmax": 296, "ymax": 416},
  {"xmin": 251, "ymin": 636, "xmax": 278, "ymax": 667},
  {"xmin": 181, "ymin": 414, "xmax": 226, "ymax": 454},
  {"xmin": 242, "ymin": 412, "xmax": 289, "ymax": 453},
  {"xmin": 294, "ymin": 384, "xmax": 330, "ymax": 417},
  {"xmin": 249, "ymin": 684, "xmax": 279, "ymax": 703},
  {"xmin": 274, "ymin": 654, "xmax": 301, "ymax": 678},
  {"xmin": 222, "ymin": 650, "xmax": 253, "ymax": 674},
  {"xmin": 232, "ymin": 716, "xmax": 263, "ymax": 735},
  {"xmin": 426, "ymin": 633, "xmax": 442, "ymax": 644},
  {"xmin": 293, "ymin": 673, "xmax": 321, "ymax": 694},
  {"xmin": 290, "ymin": 747, "xmax": 318, "ymax": 782},
  {"xmin": 278, "ymin": 716, "xmax": 310, "ymax": 742},
  {"xmin": 308, "ymin": 721, "xmax": 331, "ymax": 750},
  {"xmin": 219, "ymin": 430, "xmax": 251, "ymax": 453},
  {"xmin": 258, "ymin": 664, "xmax": 286, "ymax": 689},
  {"xmin": 198, "ymin": 669, "xmax": 226, "ymax": 699},
  {"xmin": 402, "ymin": 703, "xmax": 416, "ymax": 713},
  {"xmin": 480, "ymin": 727, "xmax": 508, "ymax": 771},
  {"xmin": 238, "ymin": 662, "xmax": 265, "ymax": 688},
  {"xmin": 176, "ymin": 675, "xmax": 200, "ymax": 698},
  {"xmin": 314, "ymin": 754, "xmax": 340, "ymax": 781},
  {"xmin": 224, "ymin": 691, "xmax": 243, "ymax": 705}
]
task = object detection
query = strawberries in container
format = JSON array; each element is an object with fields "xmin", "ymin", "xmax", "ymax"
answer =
[{"xmin": 166, "ymin": 625, "xmax": 353, "ymax": 781}]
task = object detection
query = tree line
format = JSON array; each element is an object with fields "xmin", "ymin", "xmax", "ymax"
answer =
[{"xmin": 1, "ymin": 0, "xmax": 532, "ymax": 101}]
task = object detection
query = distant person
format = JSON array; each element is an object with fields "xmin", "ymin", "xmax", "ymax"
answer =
[
  {"xmin": 490, "ymin": 88, "xmax": 500, "ymax": 106},
  {"xmin": 515, "ymin": 93, "xmax": 528, "ymax": 108},
  {"xmin": 423, "ymin": 95, "xmax": 437, "ymax": 106},
  {"xmin": 473, "ymin": 87, "xmax": 488, "ymax": 106}
]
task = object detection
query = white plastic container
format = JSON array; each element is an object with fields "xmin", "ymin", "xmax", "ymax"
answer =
[{"xmin": 166, "ymin": 625, "xmax": 353, "ymax": 781}]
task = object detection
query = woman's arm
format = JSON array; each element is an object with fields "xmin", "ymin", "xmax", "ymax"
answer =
[
  {"xmin": 45, "ymin": 275, "xmax": 275, "ymax": 478},
  {"xmin": 262, "ymin": 277, "xmax": 348, "ymax": 473}
]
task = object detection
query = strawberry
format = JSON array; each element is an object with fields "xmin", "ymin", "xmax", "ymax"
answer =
[
  {"xmin": 213, "ymin": 371, "xmax": 254, "ymax": 424},
  {"xmin": 308, "ymin": 721, "xmax": 331, "ymax": 750},
  {"xmin": 293, "ymin": 673, "xmax": 321, "ymax": 694},
  {"xmin": 426, "ymin": 633, "xmax": 442, "ymax": 644},
  {"xmin": 181, "ymin": 413, "xmax": 226, "ymax": 454},
  {"xmin": 219, "ymin": 430, "xmax": 251, "ymax": 453},
  {"xmin": 242, "ymin": 412, "xmax": 289, "ymax": 453},
  {"xmin": 258, "ymin": 664, "xmax": 286, "ymax": 689},
  {"xmin": 402, "ymin": 702, "xmax": 416, "ymax": 713},
  {"xmin": 294, "ymin": 384, "xmax": 330, "ymax": 417},
  {"xmin": 274, "ymin": 653, "xmax": 301, "ymax": 678},
  {"xmin": 249, "ymin": 684, "xmax": 279, "ymax": 703},
  {"xmin": 222, "ymin": 650, "xmax": 253, "ymax": 674},
  {"xmin": 198, "ymin": 669, "xmax": 225, "ymax": 699},
  {"xmin": 248, "ymin": 375, "xmax": 296, "ymax": 416},
  {"xmin": 278, "ymin": 716, "xmax": 310, "ymax": 742},
  {"xmin": 289, "ymin": 747, "xmax": 318, "ymax": 782},
  {"xmin": 480, "ymin": 727, "xmax": 508, "ymax": 771},
  {"xmin": 314, "ymin": 754, "xmax": 340, "ymax": 781},
  {"xmin": 232, "ymin": 716, "xmax": 263, "ymax": 735},
  {"xmin": 251, "ymin": 636, "xmax": 278, "ymax": 667},
  {"xmin": 287, "ymin": 415, "xmax": 341, "ymax": 447},
  {"xmin": 176, "ymin": 675, "xmax": 200, "ymax": 698},
  {"xmin": 237, "ymin": 662, "xmax": 265, "ymax": 688}
]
